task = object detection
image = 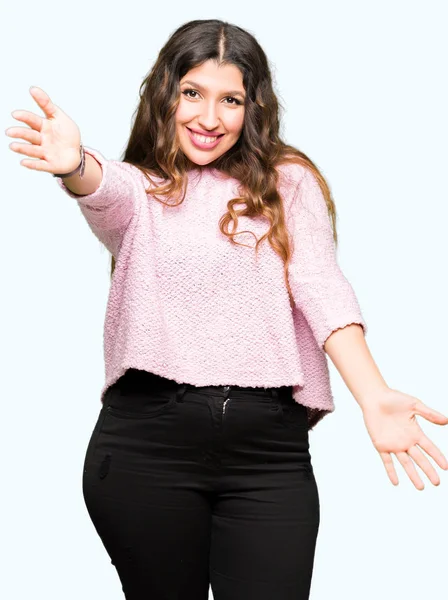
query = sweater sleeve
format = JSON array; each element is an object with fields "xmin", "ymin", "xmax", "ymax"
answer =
[
  {"xmin": 55, "ymin": 146, "xmax": 142, "ymax": 258},
  {"xmin": 286, "ymin": 166, "xmax": 368, "ymax": 350}
]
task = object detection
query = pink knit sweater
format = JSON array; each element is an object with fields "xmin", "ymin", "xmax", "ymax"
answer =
[{"xmin": 57, "ymin": 147, "xmax": 367, "ymax": 429}]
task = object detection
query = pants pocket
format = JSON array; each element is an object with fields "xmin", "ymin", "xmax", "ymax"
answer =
[{"xmin": 105, "ymin": 386, "xmax": 177, "ymax": 420}]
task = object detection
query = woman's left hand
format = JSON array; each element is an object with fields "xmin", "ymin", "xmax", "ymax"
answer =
[{"xmin": 360, "ymin": 387, "xmax": 448, "ymax": 489}]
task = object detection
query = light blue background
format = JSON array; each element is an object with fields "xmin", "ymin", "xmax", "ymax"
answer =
[{"xmin": 2, "ymin": 1, "xmax": 447, "ymax": 599}]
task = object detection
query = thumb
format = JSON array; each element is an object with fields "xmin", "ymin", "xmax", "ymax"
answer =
[{"xmin": 414, "ymin": 400, "xmax": 448, "ymax": 425}]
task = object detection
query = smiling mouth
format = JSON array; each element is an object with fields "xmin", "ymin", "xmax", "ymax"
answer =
[
  {"xmin": 186, "ymin": 127, "xmax": 224, "ymax": 140},
  {"xmin": 185, "ymin": 127, "xmax": 226, "ymax": 150}
]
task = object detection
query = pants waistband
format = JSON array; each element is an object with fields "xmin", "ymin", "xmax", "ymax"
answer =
[
  {"xmin": 115, "ymin": 369, "xmax": 292, "ymax": 400},
  {"xmin": 180, "ymin": 382, "xmax": 292, "ymax": 399}
]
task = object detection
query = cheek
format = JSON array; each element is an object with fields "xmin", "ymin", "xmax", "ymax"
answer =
[
  {"xmin": 175, "ymin": 101, "xmax": 195, "ymax": 123},
  {"xmin": 224, "ymin": 111, "xmax": 245, "ymax": 135}
]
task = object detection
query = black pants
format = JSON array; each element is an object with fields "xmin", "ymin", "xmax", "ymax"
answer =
[{"xmin": 83, "ymin": 369, "xmax": 320, "ymax": 599}]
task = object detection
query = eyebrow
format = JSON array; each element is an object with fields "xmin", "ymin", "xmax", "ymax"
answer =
[{"xmin": 180, "ymin": 80, "xmax": 246, "ymax": 99}]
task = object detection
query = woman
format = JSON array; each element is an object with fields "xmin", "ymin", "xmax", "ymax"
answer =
[{"xmin": 6, "ymin": 18, "xmax": 448, "ymax": 600}]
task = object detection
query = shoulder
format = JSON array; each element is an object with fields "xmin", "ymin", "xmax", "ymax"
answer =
[
  {"xmin": 276, "ymin": 160, "xmax": 313, "ymax": 190},
  {"xmin": 275, "ymin": 161, "xmax": 315, "ymax": 206}
]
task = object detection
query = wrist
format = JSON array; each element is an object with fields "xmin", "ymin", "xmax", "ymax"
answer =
[
  {"xmin": 53, "ymin": 143, "xmax": 85, "ymax": 179},
  {"xmin": 357, "ymin": 385, "xmax": 392, "ymax": 412}
]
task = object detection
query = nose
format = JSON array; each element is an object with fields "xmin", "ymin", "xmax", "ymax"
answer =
[{"xmin": 197, "ymin": 102, "xmax": 221, "ymax": 132}]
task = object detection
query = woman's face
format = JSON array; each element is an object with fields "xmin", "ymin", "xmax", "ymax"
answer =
[{"xmin": 176, "ymin": 60, "xmax": 246, "ymax": 166}]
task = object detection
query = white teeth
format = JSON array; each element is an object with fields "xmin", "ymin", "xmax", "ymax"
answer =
[{"xmin": 190, "ymin": 130, "xmax": 218, "ymax": 143}]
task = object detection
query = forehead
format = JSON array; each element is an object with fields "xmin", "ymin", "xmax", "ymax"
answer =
[{"xmin": 180, "ymin": 61, "xmax": 245, "ymax": 95}]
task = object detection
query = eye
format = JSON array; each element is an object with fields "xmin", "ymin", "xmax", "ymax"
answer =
[
  {"xmin": 182, "ymin": 89, "xmax": 200, "ymax": 99},
  {"xmin": 224, "ymin": 96, "xmax": 243, "ymax": 106},
  {"xmin": 181, "ymin": 89, "xmax": 243, "ymax": 106}
]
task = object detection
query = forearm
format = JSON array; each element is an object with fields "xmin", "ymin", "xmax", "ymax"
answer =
[{"xmin": 323, "ymin": 323, "xmax": 389, "ymax": 410}]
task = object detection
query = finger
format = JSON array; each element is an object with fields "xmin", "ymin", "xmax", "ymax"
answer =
[
  {"xmin": 380, "ymin": 451, "xmax": 399, "ymax": 485},
  {"xmin": 29, "ymin": 86, "xmax": 58, "ymax": 120},
  {"xmin": 407, "ymin": 445, "xmax": 441, "ymax": 486},
  {"xmin": 9, "ymin": 141, "xmax": 45, "ymax": 160},
  {"xmin": 414, "ymin": 400, "xmax": 448, "ymax": 425},
  {"xmin": 417, "ymin": 435, "xmax": 448, "ymax": 470},
  {"xmin": 11, "ymin": 110, "xmax": 44, "ymax": 133},
  {"xmin": 6, "ymin": 127, "xmax": 41, "ymax": 146},
  {"xmin": 19, "ymin": 157, "xmax": 54, "ymax": 172},
  {"xmin": 396, "ymin": 451, "xmax": 424, "ymax": 490}
]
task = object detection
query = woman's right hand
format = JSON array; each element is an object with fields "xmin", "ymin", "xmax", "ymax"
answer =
[{"xmin": 5, "ymin": 86, "xmax": 82, "ymax": 175}]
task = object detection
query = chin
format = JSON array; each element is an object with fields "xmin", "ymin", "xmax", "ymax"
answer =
[{"xmin": 182, "ymin": 150, "xmax": 223, "ymax": 167}]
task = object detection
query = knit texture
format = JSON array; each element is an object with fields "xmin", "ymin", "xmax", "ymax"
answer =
[{"xmin": 57, "ymin": 147, "xmax": 367, "ymax": 429}]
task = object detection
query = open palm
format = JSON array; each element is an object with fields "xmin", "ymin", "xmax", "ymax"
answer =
[
  {"xmin": 6, "ymin": 85, "xmax": 81, "ymax": 175},
  {"xmin": 361, "ymin": 387, "xmax": 448, "ymax": 489}
]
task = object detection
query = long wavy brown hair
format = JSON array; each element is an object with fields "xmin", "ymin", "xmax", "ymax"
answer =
[{"xmin": 115, "ymin": 19, "xmax": 338, "ymax": 307}]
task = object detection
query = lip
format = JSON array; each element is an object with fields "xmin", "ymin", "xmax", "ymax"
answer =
[
  {"xmin": 186, "ymin": 127, "xmax": 224, "ymax": 150},
  {"xmin": 188, "ymin": 126, "xmax": 223, "ymax": 136}
]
